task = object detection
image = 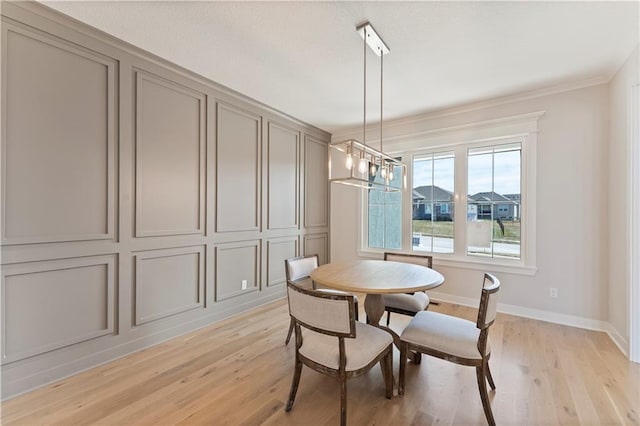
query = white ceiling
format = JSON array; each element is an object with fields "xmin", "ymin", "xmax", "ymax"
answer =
[{"xmin": 42, "ymin": 1, "xmax": 639, "ymax": 133}]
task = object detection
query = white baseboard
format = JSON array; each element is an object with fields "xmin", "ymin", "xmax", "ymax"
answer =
[
  {"xmin": 604, "ymin": 323, "xmax": 629, "ymax": 358},
  {"xmin": 429, "ymin": 291, "xmax": 629, "ymax": 356}
]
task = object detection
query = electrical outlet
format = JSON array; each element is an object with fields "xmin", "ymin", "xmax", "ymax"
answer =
[
  {"xmin": 550, "ymin": 287, "xmax": 558, "ymax": 298},
  {"xmin": 241, "ymin": 279, "xmax": 247, "ymax": 290}
]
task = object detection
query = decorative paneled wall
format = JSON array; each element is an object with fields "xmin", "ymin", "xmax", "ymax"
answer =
[
  {"xmin": 133, "ymin": 246, "xmax": 205, "ymax": 325},
  {"xmin": 134, "ymin": 71, "xmax": 206, "ymax": 238},
  {"xmin": 304, "ymin": 135, "xmax": 329, "ymax": 229},
  {"xmin": 216, "ymin": 103, "xmax": 262, "ymax": 233},
  {"xmin": 2, "ymin": 24, "xmax": 117, "ymax": 244},
  {"xmin": 267, "ymin": 123, "xmax": 300, "ymax": 230},
  {"xmin": 1, "ymin": 256, "xmax": 116, "ymax": 363},
  {"xmin": 266, "ymin": 236, "xmax": 299, "ymax": 288},
  {"xmin": 0, "ymin": 2, "xmax": 330, "ymax": 398}
]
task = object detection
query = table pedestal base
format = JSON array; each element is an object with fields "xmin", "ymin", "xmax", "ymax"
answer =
[
  {"xmin": 363, "ymin": 294, "xmax": 422, "ymax": 364},
  {"xmin": 363, "ymin": 294, "xmax": 386, "ymax": 324}
]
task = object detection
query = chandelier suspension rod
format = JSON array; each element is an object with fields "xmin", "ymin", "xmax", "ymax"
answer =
[
  {"xmin": 363, "ymin": 25, "xmax": 367, "ymax": 148},
  {"xmin": 380, "ymin": 47, "xmax": 383, "ymax": 153}
]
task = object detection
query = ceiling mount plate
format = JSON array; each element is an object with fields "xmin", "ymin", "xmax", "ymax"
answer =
[{"xmin": 356, "ymin": 22, "xmax": 390, "ymax": 56}]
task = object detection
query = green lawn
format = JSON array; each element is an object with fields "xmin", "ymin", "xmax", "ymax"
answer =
[
  {"xmin": 412, "ymin": 219, "xmax": 521, "ymax": 243},
  {"xmin": 412, "ymin": 220, "xmax": 454, "ymax": 238}
]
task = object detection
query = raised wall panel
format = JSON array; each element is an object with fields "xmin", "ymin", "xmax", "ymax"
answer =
[
  {"xmin": 216, "ymin": 103, "xmax": 261, "ymax": 232},
  {"xmin": 304, "ymin": 233, "xmax": 328, "ymax": 265},
  {"xmin": 133, "ymin": 246, "xmax": 204, "ymax": 325},
  {"xmin": 135, "ymin": 71, "xmax": 205, "ymax": 237},
  {"xmin": 215, "ymin": 240, "xmax": 259, "ymax": 301},
  {"xmin": 267, "ymin": 236, "xmax": 298, "ymax": 287},
  {"xmin": 2, "ymin": 25, "xmax": 116, "ymax": 244},
  {"xmin": 1, "ymin": 255, "xmax": 116, "ymax": 363},
  {"xmin": 304, "ymin": 135, "xmax": 328, "ymax": 228},
  {"xmin": 267, "ymin": 122, "xmax": 299, "ymax": 230}
]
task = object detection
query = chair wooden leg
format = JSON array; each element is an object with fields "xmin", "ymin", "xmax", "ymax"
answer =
[
  {"xmin": 379, "ymin": 356, "xmax": 387, "ymax": 384},
  {"xmin": 399, "ymin": 342, "xmax": 408, "ymax": 397},
  {"xmin": 285, "ymin": 356, "xmax": 303, "ymax": 412},
  {"xmin": 385, "ymin": 349, "xmax": 393, "ymax": 399},
  {"xmin": 476, "ymin": 363, "xmax": 496, "ymax": 426},
  {"xmin": 386, "ymin": 310, "xmax": 391, "ymax": 326},
  {"xmin": 486, "ymin": 362, "xmax": 496, "ymax": 390},
  {"xmin": 378, "ymin": 348, "xmax": 393, "ymax": 399},
  {"xmin": 285, "ymin": 318, "xmax": 294, "ymax": 345},
  {"xmin": 339, "ymin": 372, "xmax": 347, "ymax": 426},
  {"xmin": 354, "ymin": 301, "xmax": 359, "ymax": 321}
]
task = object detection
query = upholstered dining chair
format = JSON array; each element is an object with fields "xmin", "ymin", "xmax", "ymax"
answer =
[
  {"xmin": 285, "ymin": 281, "xmax": 393, "ymax": 426},
  {"xmin": 381, "ymin": 252, "xmax": 434, "ymax": 326},
  {"xmin": 399, "ymin": 273, "xmax": 501, "ymax": 426},
  {"xmin": 284, "ymin": 254, "xmax": 358, "ymax": 345}
]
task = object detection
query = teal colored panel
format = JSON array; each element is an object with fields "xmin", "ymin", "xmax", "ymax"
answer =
[
  {"xmin": 369, "ymin": 188, "xmax": 385, "ymax": 204},
  {"xmin": 368, "ymin": 205, "xmax": 384, "ymax": 248},
  {"xmin": 385, "ymin": 203, "xmax": 401, "ymax": 249}
]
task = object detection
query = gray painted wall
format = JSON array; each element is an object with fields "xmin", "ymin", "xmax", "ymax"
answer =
[{"xmin": 0, "ymin": 2, "xmax": 330, "ymax": 398}]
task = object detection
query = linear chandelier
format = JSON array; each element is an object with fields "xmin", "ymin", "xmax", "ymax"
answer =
[{"xmin": 329, "ymin": 22, "xmax": 407, "ymax": 192}]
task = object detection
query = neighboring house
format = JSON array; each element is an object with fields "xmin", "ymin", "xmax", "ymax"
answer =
[
  {"xmin": 469, "ymin": 191, "xmax": 520, "ymax": 220},
  {"xmin": 503, "ymin": 194, "xmax": 521, "ymax": 220},
  {"xmin": 412, "ymin": 185, "xmax": 454, "ymax": 221}
]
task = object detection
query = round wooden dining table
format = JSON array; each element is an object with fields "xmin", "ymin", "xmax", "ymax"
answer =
[{"xmin": 311, "ymin": 259, "xmax": 444, "ymax": 347}]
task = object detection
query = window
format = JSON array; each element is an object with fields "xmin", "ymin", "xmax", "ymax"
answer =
[
  {"xmin": 467, "ymin": 143, "xmax": 521, "ymax": 259},
  {"xmin": 412, "ymin": 152, "xmax": 454, "ymax": 253},
  {"xmin": 409, "ymin": 144, "xmax": 522, "ymax": 259},
  {"xmin": 361, "ymin": 112, "xmax": 540, "ymax": 273}
]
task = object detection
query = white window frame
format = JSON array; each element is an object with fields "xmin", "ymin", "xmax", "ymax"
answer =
[{"xmin": 359, "ymin": 111, "xmax": 542, "ymax": 276}]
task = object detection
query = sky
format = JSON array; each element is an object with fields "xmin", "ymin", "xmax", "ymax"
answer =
[{"xmin": 413, "ymin": 148, "xmax": 521, "ymax": 195}]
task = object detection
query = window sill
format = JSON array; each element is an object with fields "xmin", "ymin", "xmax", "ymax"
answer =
[{"xmin": 356, "ymin": 249, "xmax": 537, "ymax": 276}]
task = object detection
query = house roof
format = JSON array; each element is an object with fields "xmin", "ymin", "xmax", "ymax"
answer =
[
  {"xmin": 413, "ymin": 185, "xmax": 454, "ymax": 202},
  {"xmin": 469, "ymin": 192, "xmax": 517, "ymax": 204}
]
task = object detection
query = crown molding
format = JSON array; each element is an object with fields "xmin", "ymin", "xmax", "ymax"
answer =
[{"xmin": 331, "ymin": 75, "xmax": 609, "ymax": 141}]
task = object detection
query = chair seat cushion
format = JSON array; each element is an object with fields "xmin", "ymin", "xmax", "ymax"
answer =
[
  {"xmin": 300, "ymin": 322, "xmax": 392, "ymax": 371},
  {"xmin": 382, "ymin": 292, "xmax": 429, "ymax": 312},
  {"xmin": 400, "ymin": 311, "xmax": 490, "ymax": 360}
]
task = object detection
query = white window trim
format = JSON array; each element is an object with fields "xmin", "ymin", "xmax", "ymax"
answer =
[{"xmin": 359, "ymin": 111, "xmax": 543, "ymax": 276}]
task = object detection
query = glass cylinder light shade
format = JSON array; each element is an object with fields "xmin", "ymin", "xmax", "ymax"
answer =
[
  {"xmin": 358, "ymin": 151, "xmax": 367, "ymax": 174},
  {"xmin": 345, "ymin": 146, "xmax": 353, "ymax": 170}
]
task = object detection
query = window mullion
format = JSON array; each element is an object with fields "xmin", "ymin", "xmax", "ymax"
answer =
[
  {"xmin": 491, "ymin": 149, "xmax": 495, "ymax": 258},
  {"xmin": 402, "ymin": 151, "xmax": 413, "ymax": 252},
  {"xmin": 454, "ymin": 145, "xmax": 467, "ymax": 256}
]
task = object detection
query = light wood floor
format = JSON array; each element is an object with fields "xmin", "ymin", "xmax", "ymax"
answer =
[{"xmin": 2, "ymin": 298, "xmax": 639, "ymax": 425}]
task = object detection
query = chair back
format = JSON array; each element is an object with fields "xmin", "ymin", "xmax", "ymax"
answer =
[
  {"xmin": 477, "ymin": 273, "xmax": 500, "ymax": 330},
  {"xmin": 287, "ymin": 281, "xmax": 356, "ymax": 338},
  {"xmin": 384, "ymin": 252, "xmax": 433, "ymax": 268},
  {"xmin": 285, "ymin": 254, "xmax": 319, "ymax": 281}
]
